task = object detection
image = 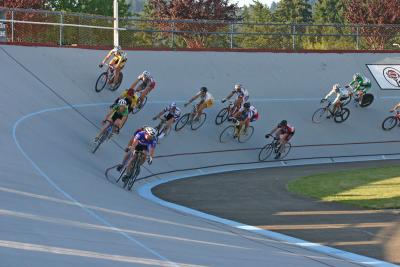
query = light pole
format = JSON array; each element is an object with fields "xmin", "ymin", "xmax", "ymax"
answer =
[{"xmin": 113, "ymin": 0, "xmax": 119, "ymax": 47}]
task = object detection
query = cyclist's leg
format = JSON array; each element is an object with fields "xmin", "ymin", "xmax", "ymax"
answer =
[
  {"xmin": 96, "ymin": 119, "xmax": 112, "ymax": 139},
  {"xmin": 195, "ymin": 101, "xmax": 206, "ymax": 120},
  {"xmin": 139, "ymin": 87, "xmax": 151, "ymax": 104}
]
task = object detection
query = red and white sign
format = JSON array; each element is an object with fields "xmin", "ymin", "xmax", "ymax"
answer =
[{"xmin": 367, "ymin": 64, "xmax": 400, "ymax": 90}]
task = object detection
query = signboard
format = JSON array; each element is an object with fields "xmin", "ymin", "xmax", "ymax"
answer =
[
  {"xmin": 367, "ymin": 64, "xmax": 400, "ymax": 90},
  {"xmin": 0, "ymin": 10, "xmax": 6, "ymax": 42}
]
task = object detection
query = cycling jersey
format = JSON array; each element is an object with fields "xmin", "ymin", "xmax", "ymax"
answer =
[
  {"xmin": 350, "ymin": 76, "xmax": 371, "ymax": 93},
  {"xmin": 325, "ymin": 87, "xmax": 349, "ymax": 105},
  {"xmin": 196, "ymin": 91, "xmax": 214, "ymax": 102},
  {"xmin": 233, "ymin": 88, "xmax": 249, "ymax": 101},
  {"xmin": 134, "ymin": 131, "xmax": 157, "ymax": 151},
  {"xmin": 163, "ymin": 104, "xmax": 181, "ymax": 119},
  {"xmin": 238, "ymin": 106, "xmax": 258, "ymax": 120},
  {"xmin": 278, "ymin": 124, "xmax": 295, "ymax": 135},
  {"xmin": 139, "ymin": 77, "xmax": 156, "ymax": 91}
]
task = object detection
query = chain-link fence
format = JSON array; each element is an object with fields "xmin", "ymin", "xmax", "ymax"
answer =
[{"xmin": 1, "ymin": 7, "xmax": 400, "ymax": 50}]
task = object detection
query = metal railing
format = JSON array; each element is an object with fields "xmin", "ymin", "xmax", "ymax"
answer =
[{"xmin": 1, "ymin": 7, "xmax": 400, "ymax": 50}]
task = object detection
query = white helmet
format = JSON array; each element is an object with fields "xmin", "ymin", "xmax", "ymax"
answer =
[
  {"xmin": 144, "ymin": 126, "xmax": 156, "ymax": 137},
  {"xmin": 142, "ymin": 70, "xmax": 151, "ymax": 78},
  {"xmin": 234, "ymin": 84, "xmax": 242, "ymax": 90},
  {"xmin": 170, "ymin": 102, "xmax": 176, "ymax": 108},
  {"xmin": 118, "ymin": 99, "xmax": 127, "ymax": 106},
  {"xmin": 333, "ymin": 84, "xmax": 341, "ymax": 92},
  {"xmin": 112, "ymin": 45, "xmax": 121, "ymax": 53}
]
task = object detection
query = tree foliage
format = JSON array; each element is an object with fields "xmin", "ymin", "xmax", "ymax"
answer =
[
  {"xmin": 45, "ymin": 0, "xmax": 131, "ymax": 17},
  {"xmin": 274, "ymin": 0, "xmax": 312, "ymax": 23},
  {"xmin": 149, "ymin": 0, "xmax": 237, "ymax": 48},
  {"xmin": 314, "ymin": 0, "xmax": 345, "ymax": 24}
]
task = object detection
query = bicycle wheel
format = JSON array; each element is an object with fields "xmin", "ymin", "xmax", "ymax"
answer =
[
  {"xmin": 360, "ymin": 93, "xmax": 374, "ymax": 107},
  {"xmin": 131, "ymin": 96, "xmax": 148, "ymax": 114},
  {"xmin": 127, "ymin": 164, "xmax": 141, "ymax": 191},
  {"xmin": 91, "ymin": 130, "xmax": 108, "ymax": 154},
  {"xmin": 238, "ymin": 126, "xmax": 254, "ymax": 143},
  {"xmin": 116, "ymin": 166, "xmax": 127, "ymax": 183},
  {"xmin": 258, "ymin": 144, "xmax": 274, "ymax": 161},
  {"xmin": 334, "ymin": 108, "xmax": 350, "ymax": 123},
  {"xmin": 312, "ymin": 108, "xmax": 327, "ymax": 123},
  {"xmin": 109, "ymin": 72, "xmax": 123, "ymax": 91},
  {"xmin": 215, "ymin": 108, "xmax": 229, "ymax": 125},
  {"xmin": 219, "ymin": 125, "xmax": 235, "ymax": 143},
  {"xmin": 175, "ymin": 113, "xmax": 190, "ymax": 131},
  {"xmin": 191, "ymin": 113, "xmax": 206, "ymax": 130},
  {"xmin": 382, "ymin": 116, "xmax": 398, "ymax": 130},
  {"xmin": 95, "ymin": 72, "xmax": 108, "ymax": 92},
  {"xmin": 280, "ymin": 143, "xmax": 292, "ymax": 159}
]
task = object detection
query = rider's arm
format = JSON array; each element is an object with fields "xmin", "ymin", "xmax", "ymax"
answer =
[
  {"xmin": 149, "ymin": 146, "xmax": 155, "ymax": 158},
  {"xmin": 129, "ymin": 139, "xmax": 139, "ymax": 151},
  {"xmin": 154, "ymin": 110, "xmax": 164, "ymax": 119},
  {"xmin": 332, "ymin": 94, "xmax": 341, "ymax": 105},
  {"xmin": 324, "ymin": 89, "xmax": 334, "ymax": 99},
  {"xmin": 187, "ymin": 93, "xmax": 200, "ymax": 104},
  {"xmin": 269, "ymin": 126, "xmax": 278, "ymax": 135},
  {"xmin": 101, "ymin": 51, "xmax": 113, "ymax": 65},
  {"xmin": 225, "ymin": 91, "xmax": 235, "ymax": 100},
  {"xmin": 129, "ymin": 78, "xmax": 141, "ymax": 91},
  {"xmin": 104, "ymin": 109, "xmax": 115, "ymax": 121},
  {"xmin": 391, "ymin": 103, "xmax": 400, "ymax": 112}
]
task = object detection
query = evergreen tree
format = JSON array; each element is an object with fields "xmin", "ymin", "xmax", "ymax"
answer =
[
  {"xmin": 274, "ymin": 0, "xmax": 312, "ymax": 23},
  {"xmin": 313, "ymin": 0, "xmax": 345, "ymax": 24}
]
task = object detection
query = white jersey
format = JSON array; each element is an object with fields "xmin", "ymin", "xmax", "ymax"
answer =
[
  {"xmin": 325, "ymin": 87, "xmax": 349, "ymax": 104},
  {"xmin": 233, "ymin": 88, "xmax": 249, "ymax": 101},
  {"xmin": 196, "ymin": 91, "xmax": 214, "ymax": 102},
  {"xmin": 163, "ymin": 104, "xmax": 181, "ymax": 118},
  {"xmin": 239, "ymin": 106, "xmax": 258, "ymax": 119}
]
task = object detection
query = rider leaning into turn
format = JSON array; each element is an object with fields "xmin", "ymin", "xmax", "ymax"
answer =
[
  {"xmin": 112, "ymin": 88, "xmax": 139, "ymax": 113},
  {"xmin": 266, "ymin": 120, "xmax": 295, "ymax": 159},
  {"xmin": 222, "ymin": 84, "xmax": 249, "ymax": 116},
  {"xmin": 99, "ymin": 46, "xmax": 127, "ymax": 88},
  {"xmin": 390, "ymin": 102, "xmax": 400, "ymax": 113},
  {"xmin": 322, "ymin": 83, "xmax": 348, "ymax": 117},
  {"xmin": 153, "ymin": 102, "xmax": 181, "ymax": 138},
  {"xmin": 347, "ymin": 73, "xmax": 371, "ymax": 103},
  {"xmin": 184, "ymin": 87, "xmax": 214, "ymax": 120},
  {"xmin": 231, "ymin": 102, "xmax": 259, "ymax": 137},
  {"xmin": 128, "ymin": 71, "xmax": 156, "ymax": 106},
  {"xmin": 118, "ymin": 127, "xmax": 157, "ymax": 177},
  {"xmin": 95, "ymin": 99, "xmax": 129, "ymax": 141}
]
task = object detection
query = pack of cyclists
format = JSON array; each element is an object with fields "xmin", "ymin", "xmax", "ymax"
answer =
[{"xmin": 95, "ymin": 45, "xmax": 389, "ymax": 172}]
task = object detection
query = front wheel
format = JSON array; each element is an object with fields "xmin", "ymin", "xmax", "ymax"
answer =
[
  {"xmin": 334, "ymin": 108, "xmax": 350, "ymax": 123},
  {"xmin": 215, "ymin": 108, "xmax": 229, "ymax": 125},
  {"xmin": 382, "ymin": 116, "xmax": 398, "ymax": 130},
  {"xmin": 175, "ymin": 113, "xmax": 190, "ymax": 131},
  {"xmin": 259, "ymin": 144, "xmax": 273, "ymax": 161},
  {"xmin": 312, "ymin": 108, "xmax": 327, "ymax": 123},
  {"xmin": 95, "ymin": 72, "xmax": 108, "ymax": 92},
  {"xmin": 219, "ymin": 125, "xmax": 235, "ymax": 143},
  {"xmin": 191, "ymin": 113, "xmax": 206, "ymax": 130},
  {"xmin": 238, "ymin": 126, "xmax": 254, "ymax": 143}
]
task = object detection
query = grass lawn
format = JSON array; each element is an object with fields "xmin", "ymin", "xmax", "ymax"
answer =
[{"xmin": 287, "ymin": 165, "xmax": 400, "ymax": 209}]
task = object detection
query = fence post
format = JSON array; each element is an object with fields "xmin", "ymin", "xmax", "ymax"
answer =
[
  {"xmin": 356, "ymin": 26, "xmax": 359, "ymax": 50},
  {"xmin": 292, "ymin": 24, "xmax": 296, "ymax": 50},
  {"xmin": 230, "ymin": 21, "xmax": 234, "ymax": 49},
  {"xmin": 11, "ymin": 10, "xmax": 14, "ymax": 42},
  {"xmin": 59, "ymin": 13, "xmax": 63, "ymax": 46},
  {"xmin": 171, "ymin": 21, "xmax": 175, "ymax": 48}
]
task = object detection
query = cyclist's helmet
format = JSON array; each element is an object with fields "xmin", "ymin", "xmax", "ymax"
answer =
[
  {"xmin": 144, "ymin": 126, "xmax": 156, "ymax": 139},
  {"xmin": 244, "ymin": 102, "xmax": 251, "ymax": 109},
  {"xmin": 333, "ymin": 83, "xmax": 341, "ymax": 92},
  {"xmin": 234, "ymin": 84, "xmax": 242, "ymax": 90},
  {"xmin": 112, "ymin": 45, "xmax": 121, "ymax": 53},
  {"xmin": 279, "ymin": 120, "xmax": 288, "ymax": 127},
  {"xmin": 121, "ymin": 51, "xmax": 127, "ymax": 60},
  {"xmin": 142, "ymin": 70, "xmax": 151, "ymax": 78},
  {"xmin": 170, "ymin": 102, "xmax": 177, "ymax": 108},
  {"xmin": 200, "ymin": 87, "xmax": 208, "ymax": 93},
  {"xmin": 118, "ymin": 99, "xmax": 127, "ymax": 106},
  {"xmin": 353, "ymin": 73, "xmax": 361, "ymax": 81}
]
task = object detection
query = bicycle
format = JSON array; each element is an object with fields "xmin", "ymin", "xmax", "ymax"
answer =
[
  {"xmin": 131, "ymin": 95, "xmax": 148, "ymax": 114},
  {"xmin": 95, "ymin": 63, "xmax": 123, "ymax": 92},
  {"xmin": 90, "ymin": 120, "xmax": 119, "ymax": 154},
  {"xmin": 175, "ymin": 104, "xmax": 206, "ymax": 131},
  {"xmin": 259, "ymin": 135, "xmax": 291, "ymax": 161},
  {"xmin": 115, "ymin": 150, "xmax": 145, "ymax": 191},
  {"xmin": 154, "ymin": 117, "xmax": 173, "ymax": 140},
  {"xmin": 382, "ymin": 111, "xmax": 400, "ymax": 131},
  {"xmin": 219, "ymin": 118, "xmax": 254, "ymax": 143},
  {"xmin": 342, "ymin": 85, "xmax": 374, "ymax": 108},
  {"xmin": 312, "ymin": 100, "xmax": 350, "ymax": 123},
  {"xmin": 215, "ymin": 101, "xmax": 234, "ymax": 125}
]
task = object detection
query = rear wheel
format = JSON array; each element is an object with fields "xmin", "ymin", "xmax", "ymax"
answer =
[
  {"xmin": 334, "ymin": 108, "xmax": 350, "ymax": 123},
  {"xmin": 175, "ymin": 113, "xmax": 190, "ymax": 131},
  {"xmin": 341, "ymin": 95, "xmax": 352, "ymax": 107},
  {"xmin": 238, "ymin": 126, "xmax": 254, "ymax": 143},
  {"xmin": 280, "ymin": 143, "xmax": 292, "ymax": 159},
  {"xmin": 127, "ymin": 162, "xmax": 141, "ymax": 191},
  {"xmin": 382, "ymin": 116, "xmax": 398, "ymax": 130},
  {"xmin": 191, "ymin": 113, "xmax": 206, "ymax": 130},
  {"xmin": 109, "ymin": 72, "xmax": 123, "ymax": 91},
  {"xmin": 360, "ymin": 93, "xmax": 374, "ymax": 107},
  {"xmin": 131, "ymin": 96, "xmax": 148, "ymax": 114},
  {"xmin": 312, "ymin": 108, "xmax": 327, "ymax": 123},
  {"xmin": 95, "ymin": 72, "xmax": 108, "ymax": 92},
  {"xmin": 215, "ymin": 108, "xmax": 229, "ymax": 125},
  {"xmin": 259, "ymin": 144, "xmax": 273, "ymax": 161},
  {"xmin": 219, "ymin": 125, "xmax": 235, "ymax": 143}
]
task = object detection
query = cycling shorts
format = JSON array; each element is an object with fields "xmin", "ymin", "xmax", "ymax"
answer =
[{"xmin": 164, "ymin": 113, "xmax": 178, "ymax": 121}]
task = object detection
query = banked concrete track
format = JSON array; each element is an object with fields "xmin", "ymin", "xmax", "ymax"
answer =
[{"xmin": 1, "ymin": 45, "xmax": 400, "ymax": 267}]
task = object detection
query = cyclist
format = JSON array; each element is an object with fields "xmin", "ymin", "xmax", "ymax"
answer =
[
  {"xmin": 118, "ymin": 127, "xmax": 157, "ymax": 178},
  {"xmin": 111, "ymin": 88, "xmax": 139, "ymax": 113},
  {"xmin": 347, "ymin": 73, "xmax": 371, "ymax": 104},
  {"xmin": 222, "ymin": 84, "xmax": 249, "ymax": 116},
  {"xmin": 266, "ymin": 120, "xmax": 295, "ymax": 159},
  {"xmin": 99, "ymin": 46, "xmax": 127, "ymax": 88},
  {"xmin": 128, "ymin": 71, "xmax": 156, "ymax": 107},
  {"xmin": 322, "ymin": 83, "xmax": 349, "ymax": 117},
  {"xmin": 231, "ymin": 102, "xmax": 259, "ymax": 138},
  {"xmin": 390, "ymin": 102, "xmax": 400, "ymax": 113},
  {"xmin": 94, "ymin": 99, "xmax": 129, "ymax": 141},
  {"xmin": 184, "ymin": 87, "xmax": 214, "ymax": 121},
  {"xmin": 153, "ymin": 102, "xmax": 181, "ymax": 138}
]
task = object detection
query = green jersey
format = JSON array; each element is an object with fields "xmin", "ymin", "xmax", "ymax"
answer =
[
  {"xmin": 112, "ymin": 104, "xmax": 129, "ymax": 116},
  {"xmin": 350, "ymin": 76, "xmax": 371, "ymax": 93}
]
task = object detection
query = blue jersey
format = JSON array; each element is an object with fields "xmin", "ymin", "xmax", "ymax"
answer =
[{"xmin": 134, "ymin": 131, "xmax": 157, "ymax": 150}]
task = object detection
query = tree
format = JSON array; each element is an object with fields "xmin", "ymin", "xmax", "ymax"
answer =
[
  {"xmin": 273, "ymin": 0, "xmax": 312, "ymax": 23},
  {"xmin": 314, "ymin": 0, "xmax": 345, "ymax": 24},
  {"xmin": 45, "ymin": 0, "xmax": 131, "ymax": 17},
  {"xmin": 344, "ymin": 0, "xmax": 400, "ymax": 49},
  {"xmin": 149, "ymin": 0, "xmax": 237, "ymax": 48},
  {"xmin": 1, "ymin": 0, "xmax": 44, "ymax": 8}
]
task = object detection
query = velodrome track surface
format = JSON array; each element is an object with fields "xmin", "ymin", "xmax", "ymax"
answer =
[{"xmin": 1, "ymin": 44, "xmax": 400, "ymax": 266}]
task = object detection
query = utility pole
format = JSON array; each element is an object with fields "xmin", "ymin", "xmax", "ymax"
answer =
[{"xmin": 114, "ymin": 0, "xmax": 119, "ymax": 47}]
